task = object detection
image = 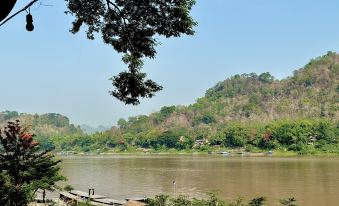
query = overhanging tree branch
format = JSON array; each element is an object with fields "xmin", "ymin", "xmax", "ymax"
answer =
[
  {"xmin": 1, "ymin": 0, "xmax": 197, "ymax": 105},
  {"xmin": 0, "ymin": 0, "xmax": 39, "ymax": 27}
]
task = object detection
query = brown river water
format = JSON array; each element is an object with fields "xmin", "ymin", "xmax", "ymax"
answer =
[{"xmin": 60, "ymin": 155, "xmax": 339, "ymax": 206}]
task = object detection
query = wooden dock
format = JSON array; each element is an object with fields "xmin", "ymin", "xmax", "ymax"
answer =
[
  {"xmin": 125, "ymin": 197, "xmax": 147, "ymax": 203},
  {"xmin": 70, "ymin": 190, "xmax": 107, "ymax": 200},
  {"xmin": 60, "ymin": 191, "xmax": 82, "ymax": 201},
  {"xmin": 59, "ymin": 190, "xmax": 146, "ymax": 206},
  {"xmin": 92, "ymin": 198, "xmax": 126, "ymax": 205}
]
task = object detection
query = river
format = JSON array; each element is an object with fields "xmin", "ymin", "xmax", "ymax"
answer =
[{"xmin": 60, "ymin": 155, "xmax": 339, "ymax": 205}]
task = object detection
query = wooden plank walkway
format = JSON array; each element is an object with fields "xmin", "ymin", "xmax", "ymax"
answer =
[
  {"xmin": 92, "ymin": 198, "xmax": 126, "ymax": 205},
  {"xmin": 70, "ymin": 190, "xmax": 107, "ymax": 199},
  {"xmin": 60, "ymin": 191, "xmax": 82, "ymax": 201},
  {"xmin": 57, "ymin": 189, "xmax": 149, "ymax": 206},
  {"xmin": 125, "ymin": 197, "xmax": 147, "ymax": 203},
  {"xmin": 60, "ymin": 190, "xmax": 128, "ymax": 205}
]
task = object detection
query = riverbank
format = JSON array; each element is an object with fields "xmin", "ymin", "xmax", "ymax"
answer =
[{"xmin": 55, "ymin": 148, "xmax": 339, "ymax": 157}]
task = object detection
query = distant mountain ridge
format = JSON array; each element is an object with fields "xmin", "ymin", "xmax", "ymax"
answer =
[{"xmin": 81, "ymin": 124, "xmax": 110, "ymax": 134}]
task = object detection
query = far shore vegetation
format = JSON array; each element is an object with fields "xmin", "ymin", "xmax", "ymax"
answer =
[
  {"xmin": 1, "ymin": 53, "xmax": 338, "ymax": 158},
  {"xmin": 44, "ymin": 117, "xmax": 339, "ymax": 157}
]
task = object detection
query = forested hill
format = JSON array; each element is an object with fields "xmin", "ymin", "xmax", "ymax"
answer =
[
  {"xmin": 202, "ymin": 53, "xmax": 338, "ymax": 122},
  {"xmin": 0, "ymin": 111, "xmax": 84, "ymax": 150},
  {"xmin": 116, "ymin": 52, "xmax": 338, "ymax": 131},
  {"xmin": 0, "ymin": 111, "xmax": 83, "ymax": 137},
  {"xmin": 102, "ymin": 52, "xmax": 338, "ymax": 153}
]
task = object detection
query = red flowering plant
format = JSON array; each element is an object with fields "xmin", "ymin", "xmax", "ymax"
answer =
[{"xmin": 0, "ymin": 120, "xmax": 65, "ymax": 206}]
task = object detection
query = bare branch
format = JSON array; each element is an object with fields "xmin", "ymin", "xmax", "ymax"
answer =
[
  {"xmin": 105, "ymin": 0, "xmax": 127, "ymax": 26},
  {"xmin": 106, "ymin": 0, "xmax": 122, "ymax": 13},
  {"xmin": 0, "ymin": 0, "xmax": 39, "ymax": 27}
]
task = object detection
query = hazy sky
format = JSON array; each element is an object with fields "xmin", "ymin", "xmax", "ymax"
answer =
[{"xmin": 2, "ymin": 0, "xmax": 339, "ymax": 126}]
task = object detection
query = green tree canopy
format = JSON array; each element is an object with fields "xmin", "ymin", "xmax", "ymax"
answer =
[
  {"xmin": 66, "ymin": 0, "xmax": 197, "ymax": 105},
  {"xmin": 258, "ymin": 72, "xmax": 274, "ymax": 84}
]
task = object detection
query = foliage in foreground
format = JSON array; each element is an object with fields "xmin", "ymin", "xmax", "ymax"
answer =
[
  {"xmin": 58, "ymin": 194, "xmax": 298, "ymax": 206},
  {"xmin": 0, "ymin": 121, "xmax": 65, "ymax": 206},
  {"xmin": 148, "ymin": 194, "xmax": 298, "ymax": 206}
]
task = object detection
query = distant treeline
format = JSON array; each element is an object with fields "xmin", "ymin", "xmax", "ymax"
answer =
[{"xmin": 45, "ymin": 118, "xmax": 338, "ymax": 155}]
